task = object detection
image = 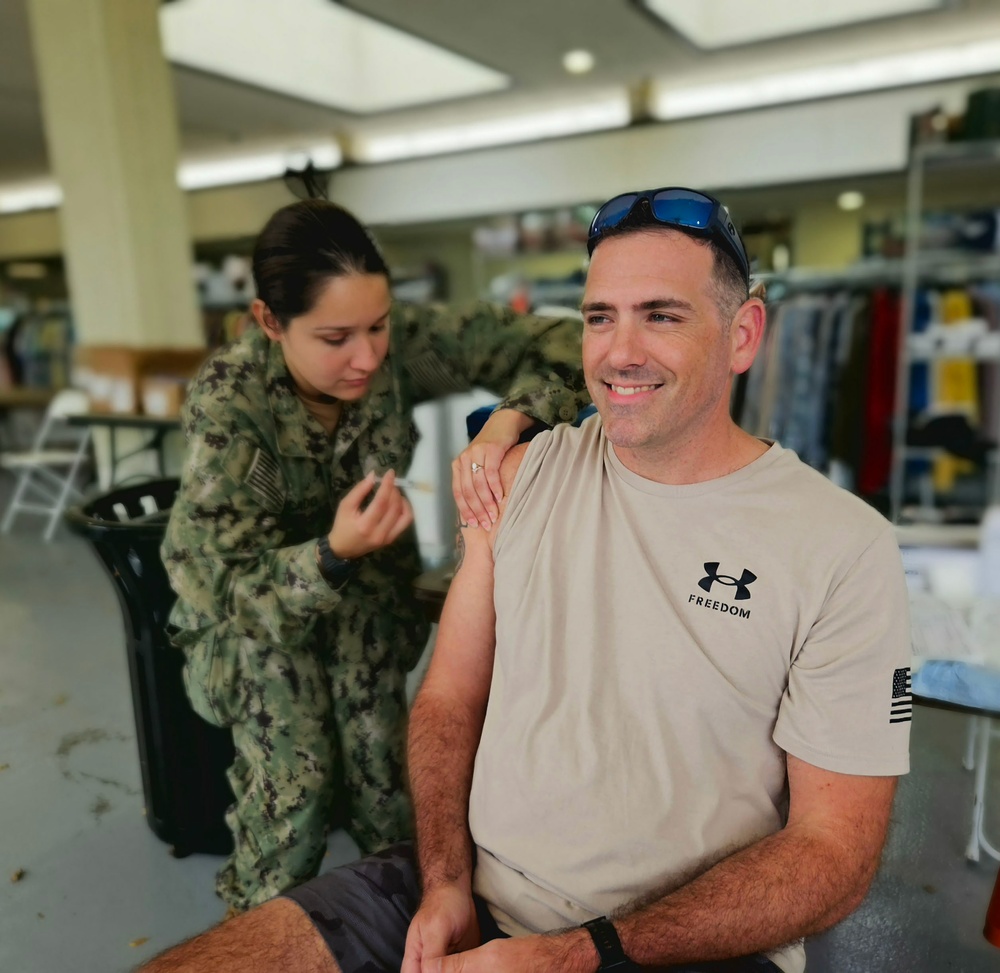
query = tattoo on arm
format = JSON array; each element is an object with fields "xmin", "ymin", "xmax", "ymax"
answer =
[{"xmin": 454, "ymin": 524, "xmax": 467, "ymax": 573}]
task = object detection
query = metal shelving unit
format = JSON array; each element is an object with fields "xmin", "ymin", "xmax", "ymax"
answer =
[{"xmin": 888, "ymin": 139, "xmax": 1000, "ymax": 524}]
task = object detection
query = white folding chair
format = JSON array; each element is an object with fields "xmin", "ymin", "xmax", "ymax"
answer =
[{"xmin": 1, "ymin": 388, "xmax": 92, "ymax": 541}]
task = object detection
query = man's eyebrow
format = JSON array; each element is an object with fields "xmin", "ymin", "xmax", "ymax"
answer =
[
  {"xmin": 636, "ymin": 298, "xmax": 695, "ymax": 313},
  {"xmin": 579, "ymin": 298, "xmax": 696, "ymax": 314}
]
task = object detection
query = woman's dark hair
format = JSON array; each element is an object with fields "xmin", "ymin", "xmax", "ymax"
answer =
[{"xmin": 252, "ymin": 199, "xmax": 389, "ymax": 327}]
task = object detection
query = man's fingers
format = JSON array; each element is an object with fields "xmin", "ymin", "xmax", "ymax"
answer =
[
  {"xmin": 401, "ymin": 925, "xmax": 423, "ymax": 973},
  {"xmin": 404, "ymin": 912, "xmax": 455, "ymax": 973},
  {"xmin": 434, "ymin": 951, "xmax": 471, "ymax": 973}
]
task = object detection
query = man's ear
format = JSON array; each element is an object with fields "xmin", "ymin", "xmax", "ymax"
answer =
[
  {"xmin": 730, "ymin": 297, "xmax": 766, "ymax": 376},
  {"xmin": 252, "ymin": 299, "xmax": 283, "ymax": 342}
]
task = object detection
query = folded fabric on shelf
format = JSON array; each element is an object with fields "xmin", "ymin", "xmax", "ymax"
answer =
[{"xmin": 913, "ymin": 659, "xmax": 1000, "ymax": 712}]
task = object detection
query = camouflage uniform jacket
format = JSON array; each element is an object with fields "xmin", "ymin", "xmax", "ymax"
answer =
[{"xmin": 162, "ymin": 301, "xmax": 588, "ymax": 662}]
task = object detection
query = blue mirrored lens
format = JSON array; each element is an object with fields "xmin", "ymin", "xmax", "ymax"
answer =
[
  {"xmin": 652, "ymin": 190, "xmax": 748, "ymax": 279},
  {"xmin": 649, "ymin": 192, "xmax": 715, "ymax": 229},
  {"xmin": 591, "ymin": 193, "xmax": 638, "ymax": 234}
]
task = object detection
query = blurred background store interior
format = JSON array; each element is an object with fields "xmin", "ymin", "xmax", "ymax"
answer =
[{"xmin": 3, "ymin": 1, "xmax": 1000, "ymax": 971}]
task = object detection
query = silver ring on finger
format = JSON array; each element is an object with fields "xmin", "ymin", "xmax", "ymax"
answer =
[{"xmin": 471, "ymin": 461, "xmax": 484, "ymax": 473}]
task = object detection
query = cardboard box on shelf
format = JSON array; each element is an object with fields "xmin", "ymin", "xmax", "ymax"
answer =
[
  {"xmin": 140, "ymin": 374, "xmax": 190, "ymax": 417},
  {"xmin": 72, "ymin": 346, "xmax": 207, "ymax": 414}
]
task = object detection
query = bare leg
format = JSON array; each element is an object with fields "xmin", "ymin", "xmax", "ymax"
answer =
[{"xmin": 136, "ymin": 898, "xmax": 339, "ymax": 973}]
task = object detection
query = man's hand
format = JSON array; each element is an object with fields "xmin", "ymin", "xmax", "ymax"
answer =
[
  {"xmin": 452, "ymin": 409, "xmax": 534, "ymax": 530},
  {"xmin": 327, "ymin": 470, "xmax": 413, "ymax": 559},
  {"xmin": 425, "ymin": 929, "xmax": 597, "ymax": 973},
  {"xmin": 401, "ymin": 885, "xmax": 480, "ymax": 973}
]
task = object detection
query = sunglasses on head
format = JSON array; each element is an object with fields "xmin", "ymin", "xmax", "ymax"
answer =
[{"xmin": 587, "ymin": 187, "xmax": 750, "ymax": 286}]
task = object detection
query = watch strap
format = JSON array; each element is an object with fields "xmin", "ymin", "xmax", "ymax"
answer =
[
  {"xmin": 316, "ymin": 535, "xmax": 357, "ymax": 590},
  {"xmin": 582, "ymin": 916, "xmax": 634, "ymax": 971}
]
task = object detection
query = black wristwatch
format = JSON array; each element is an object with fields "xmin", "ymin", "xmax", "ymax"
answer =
[
  {"xmin": 316, "ymin": 536, "xmax": 358, "ymax": 590},
  {"xmin": 582, "ymin": 917, "xmax": 636, "ymax": 971}
]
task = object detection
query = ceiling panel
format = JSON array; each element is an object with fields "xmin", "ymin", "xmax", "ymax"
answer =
[
  {"xmin": 161, "ymin": 0, "xmax": 509, "ymax": 114},
  {"xmin": 0, "ymin": 0, "xmax": 997, "ymax": 184},
  {"xmin": 640, "ymin": 0, "xmax": 945, "ymax": 50}
]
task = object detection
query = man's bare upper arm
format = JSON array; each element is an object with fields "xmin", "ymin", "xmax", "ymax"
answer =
[
  {"xmin": 417, "ymin": 443, "xmax": 531, "ymax": 717},
  {"xmin": 786, "ymin": 753, "xmax": 897, "ymax": 890}
]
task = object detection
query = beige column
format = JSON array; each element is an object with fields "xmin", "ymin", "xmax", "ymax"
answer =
[{"xmin": 26, "ymin": 0, "xmax": 201, "ymax": 348}]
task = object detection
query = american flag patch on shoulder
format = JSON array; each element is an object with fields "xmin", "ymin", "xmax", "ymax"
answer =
[
  {"xmin": 245, "ymin": 448, "xmax": 284, "ymax": 510},
  {"xmin": 890, "ymin": 667, "xmax": 912, "ymax": 724}
]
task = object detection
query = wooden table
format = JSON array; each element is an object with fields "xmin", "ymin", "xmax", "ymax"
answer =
[
  {"xmin": 66, "ymin": 412, "xmax": 182, "ymax": 484},
  {"xmin": 0, "ymin": 386, "xmax": 57, "ymax": 409}
]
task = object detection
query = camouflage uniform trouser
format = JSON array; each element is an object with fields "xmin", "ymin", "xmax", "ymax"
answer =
[{"xmin": 181, "ymin": 620, "xmax": 418, "ymax": 911}]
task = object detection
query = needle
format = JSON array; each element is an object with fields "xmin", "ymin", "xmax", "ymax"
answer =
[{"xmin": 373, "ymin": 475, "xmax": 434, "ymax": 493}]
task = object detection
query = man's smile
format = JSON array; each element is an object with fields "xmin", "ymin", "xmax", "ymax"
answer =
[{"xmin": 608, "ymin": 383, "xmax": 661, "ymax": 396}]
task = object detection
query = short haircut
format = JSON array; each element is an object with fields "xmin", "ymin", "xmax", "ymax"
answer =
[{"xmin": 593, "ymin": 220, "xmax": 749, "ymax": 326}]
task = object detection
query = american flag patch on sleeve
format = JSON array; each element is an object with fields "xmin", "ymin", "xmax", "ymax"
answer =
[
  {"xmin": 890, "ymin": 667, "xmax": 912, "ymax": 724},
  {"xmin": 245, "ymin": 448, "xmax": 284, "ymax": 510}
]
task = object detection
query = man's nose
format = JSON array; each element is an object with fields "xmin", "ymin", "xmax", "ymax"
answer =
[{"xmin": 607, "ymin": 324, "xmax": 646, "ymax": 369}]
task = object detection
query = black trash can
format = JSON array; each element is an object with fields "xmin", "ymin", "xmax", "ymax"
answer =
[{"xmin": 65, "ymin": 478, "xmax": 234, "ymax": 858}]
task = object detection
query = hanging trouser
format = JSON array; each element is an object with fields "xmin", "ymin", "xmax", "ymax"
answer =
[{"xmin": 181, "ymin": 622, "xmax": 416, "ymax": 911}]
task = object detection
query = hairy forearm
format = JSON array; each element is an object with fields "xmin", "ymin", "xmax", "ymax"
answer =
[
  {"xmin": 615, "ymin": 824, "xmax": 881, "ymax": 967},
  {"xmin": 407, "ymin": 690, "xmax": 482, "ymax": 893}
]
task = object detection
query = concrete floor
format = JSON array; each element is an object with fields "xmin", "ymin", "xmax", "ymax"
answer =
[{"xmin": 1, "ymin": 471, "xmax": 999, "ymax": 972}]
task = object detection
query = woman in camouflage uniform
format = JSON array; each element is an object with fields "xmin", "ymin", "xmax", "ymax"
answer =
[{"xmin": 161, "ymin": 199, "xmax": 589, "ymax": 911}]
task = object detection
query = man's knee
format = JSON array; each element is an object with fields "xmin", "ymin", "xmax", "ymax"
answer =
[{"xmin": 137, "ymin": 897, "xmax": 338, "ymax": 973}]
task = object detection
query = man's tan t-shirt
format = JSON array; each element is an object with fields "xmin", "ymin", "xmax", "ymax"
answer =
[{"xmin": 468, "ymin": 418, "xmax": 911, "ymax": 973}]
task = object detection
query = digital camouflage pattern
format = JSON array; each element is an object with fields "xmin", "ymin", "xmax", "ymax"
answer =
[{"xmin": 161, "ymin": 300, "xmax": 588, "ymax": 909}]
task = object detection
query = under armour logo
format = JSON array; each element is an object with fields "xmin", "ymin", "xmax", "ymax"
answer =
[{"xmin": 698, "ymin": 562, "xmax": 757, "ymax": 600}]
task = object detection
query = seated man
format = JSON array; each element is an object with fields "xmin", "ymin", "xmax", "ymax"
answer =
[{"xmin": 138, "ymin": 188, "xmax": 910, "ymax": 973}]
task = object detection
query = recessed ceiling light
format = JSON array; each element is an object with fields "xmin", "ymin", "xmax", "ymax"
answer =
[
  {"xmin": 838, "ymin": 191, "xmax": 865, "ymax": 211},
  {"xmin": 563, "ymin": 49, "xmax": 595, "ymax": 75}
]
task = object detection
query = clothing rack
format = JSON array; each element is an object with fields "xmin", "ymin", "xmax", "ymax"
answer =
[
  {"xmin": 743, "ymin": 269, "xmax": 1000, "ymax": 514},
  {"xmin": 890, "ymin": 140, "xmax": 1000, "ymax": 523}
]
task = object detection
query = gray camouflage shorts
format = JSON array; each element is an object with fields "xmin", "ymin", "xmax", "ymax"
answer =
[{"xmin": 282, "ymin": 841, "xmax": 506, "ymax": 973}]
